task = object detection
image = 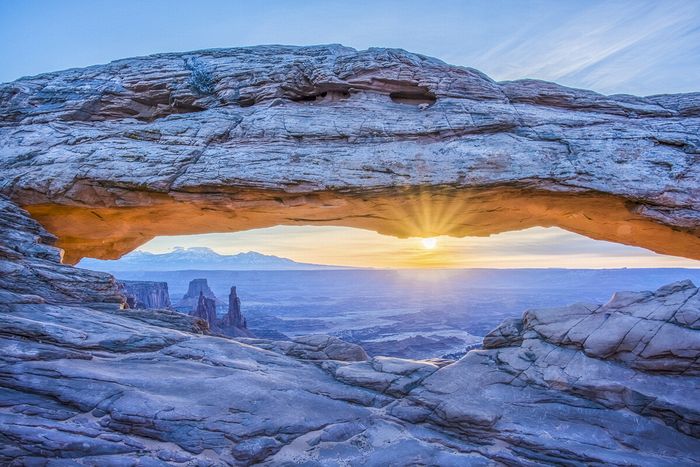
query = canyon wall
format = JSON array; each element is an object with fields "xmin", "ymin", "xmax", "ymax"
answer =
[{"xmin": 118, "ymin": 280, "xmax": 171, "ymax": 309}]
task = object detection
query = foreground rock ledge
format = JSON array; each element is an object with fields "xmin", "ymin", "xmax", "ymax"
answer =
[
  {"xmin": 1, "ymin": 45, "xmax": 699, "ymax": 263},
  {"xmin": 1, "ymin": 197, "xmax": 699, "ymax": 465}
]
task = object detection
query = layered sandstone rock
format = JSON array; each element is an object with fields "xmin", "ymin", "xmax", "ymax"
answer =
[
  {"xmin": 222, "ymin": 286, "xmax": 245, "ymax": 329},
  {"xmin": 191, "ymin": 291, "xmax": 217, "ymax": 329},
  {"xmin": 385, "ymin": 282, "xmax": 700, "ymax": 464},
  {"xmin": 218, "ymin": 286, "xmax": 253, "ymax": 338},
  {"xmin": 0, "ymin": 195, "xmax": 123, "ymax": 308},
  {"xmin": 176, "ymin": 278, "xmax": 218, "ymax": 311},
  {"xmin": 1, "ymin": 46, "xmax": 700, "ymax": 464},
  {"xmin": 177, "ymin": 281, "xmax": 252, "ymax": 337},
  {"xmin": 239, "ymin": 334, "xmax": 369, "ymax": 362},
  {"xmin": 115, "ymin": 306, "xmax": 209, "ymax": 334},
  {"xmin": 117, "ymin": 279, "xmax": 171, "ymax": 309},
  {"xmin": 515, "ymin": 280, "xmax": 700, "ymax": 374},
  {"xmin": 0, "ymin": 45, "xmax": 698, "ymax": 263}
]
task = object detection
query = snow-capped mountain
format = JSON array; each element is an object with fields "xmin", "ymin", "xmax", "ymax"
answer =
[{"xmin": 77, "ymin": 247, "xmax": 350, "ymax": 271}]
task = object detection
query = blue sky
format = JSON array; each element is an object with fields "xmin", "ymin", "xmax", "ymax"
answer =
[
  {"xmin": 2, "ymin": 0, "xmax": 699, "ymax": 267},
  {"xmin": 2, "ymin": 0, "xmax": 699, "ymax": 94}
]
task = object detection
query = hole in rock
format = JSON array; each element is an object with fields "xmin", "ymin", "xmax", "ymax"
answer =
[
  {"xmin": 77, "ymin": 225, "xmax": 700, "ymax": 360},
  {"xmin": 294, "ymin": 94, "xmax": 323, "ymax": 102},
  {"xmin": 288, "ymin": 90, "xmax": 352, "ymax": 102},
  {"xmin": 238, "ymin": 97, "xmax": 257, "ymax": 107},
  {"xmin": 389, "ymin": 88, "xmax": 437, "ymax": 106}
]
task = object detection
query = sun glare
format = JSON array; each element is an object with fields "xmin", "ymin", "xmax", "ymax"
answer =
[{"xmin": 421, "ymin": 237, "xmax": 438, "ymax": 249}]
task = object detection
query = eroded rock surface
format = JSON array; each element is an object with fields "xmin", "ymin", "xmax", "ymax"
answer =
[
  {"xmin": 118, "ymin": 280, "xmax": 171, "ymax": 309},
  {"xmin": 0, "ymin": 195, "xmax": 123, "ymax": 308},
  {"xmin": 239, "ymin": 334, "xmax": 369, "ymax": 362},
  {"xmin": 176, "ymin": 278, "xmax": 219, "ymax": 311},
  {"xmin": 217, "ymin": 286, "xmax": 252, "ymax": 338},
  {"xmin": 114, "ymin": 307, "xmax": 209, "ymax": 335},
  {"xmin": 1, "ymin": 197, "xmax": 700, "ymax": 464},
  {"xmin": 186, "ymin": 285, "xmax": 252, "ymax": 338},
  {"xmin": 0, "ymin": 45, "xmax": 699, "ymax": 262},
  {"xmin": 519, "ymin": 280, "xmax": 700, "ymax": 374},
  {"xmin": 392, "ymin": 280, "xmax": 700, "ymax": 464},
  {"xmin": 192, "ymin": 291, "xmax": 217, "ymax": 329},
  {"xmin": 223, "ymin": 286, "xmax": 245, "ymax": 329},
  {"xmin": 322, "ymin": 356, "xmax": 444, "ymax": 397}
]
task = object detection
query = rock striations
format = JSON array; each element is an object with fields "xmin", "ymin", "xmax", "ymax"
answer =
[
  {"xmin": 0, "ymin": 196, "xmax": 699, "ymax": 464},
  {"xmin": 0, "ymin": 195, "xmax": 123, "ymax": 309},
  {"xmin": 117, "ymin": 280, "xmax": 171, "ymax": 309},
  {"xmin": 0, "ymin": 46, "xmax": 698, "ymax": 262},
  {"xmin": 176, "ymin": 278, "xmax": 219, "ymax": 311}
]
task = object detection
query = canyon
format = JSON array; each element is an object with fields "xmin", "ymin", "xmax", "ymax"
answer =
[{"xmin": 1, "ymin": 45, "xmax": 699, "ymax": 464}]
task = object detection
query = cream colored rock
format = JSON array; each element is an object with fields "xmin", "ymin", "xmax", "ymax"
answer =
[{"xmin": 522, "ymin": 280, "xmax": 700, "ymax": 374}]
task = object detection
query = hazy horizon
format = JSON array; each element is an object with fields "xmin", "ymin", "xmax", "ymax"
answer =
[
  {"xmin": 113, "ymin": 268, "xmax": 700, "ymax": 359},
  {"xmin": 77, "ymin": 225, "xmax": 700, "ymax": 270},
  {"xmin": 130, "ymin": 226, "xmax": 700, "ymax": 270}
]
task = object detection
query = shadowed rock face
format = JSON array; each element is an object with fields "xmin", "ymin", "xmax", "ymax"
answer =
[
  {"xmin": 192, "ymin": 291, "xmax": 217, "ymax": 328},
  {"xmin": 176, "ymin": 278, "xmax": 218, "ymax": 311},
  {"xmin": 0, "ymin": 45, "xmax": 698, "ymax": 263},
  {"xmin": 0, "ymin": 196, "xmax": 123, "ymax": 308},
  {"xmin": 224, "ymin": 286, "xmax": 244, "ymax": 329},
  {"xmin": 218, "ymin": 286, "xmax": 252, "ymax": 338},
  {"xmin": 117, "ymin": 280, "xmax": 171, "ymax": 309}
]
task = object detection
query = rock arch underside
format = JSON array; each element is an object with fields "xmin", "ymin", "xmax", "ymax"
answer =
[
  {"xmin": 1, "ymin": 46, "xmax": 700, "ymax": 465},
  {"xmin": 1, "ymin": 45, "xmax": 700, "ymax": 263}
]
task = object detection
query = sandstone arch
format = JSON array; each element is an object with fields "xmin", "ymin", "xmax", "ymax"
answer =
[
  {"xmin": 22, "ymin": 186, "xmax": 700, "ymax": 265},
  {"xmin": 1, "ymin": 45, "xmax": 698, "ymax": 263}
]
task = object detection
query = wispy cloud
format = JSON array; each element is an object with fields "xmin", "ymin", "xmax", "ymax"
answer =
[{"xmin": 465, "ymin": 0, "xmax": 700, "ymax": 95}]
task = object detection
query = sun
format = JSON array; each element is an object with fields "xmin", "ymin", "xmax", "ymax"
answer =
[{"xmin": 421, "ymin": 237, "xmax": 438, "ymax": 249}]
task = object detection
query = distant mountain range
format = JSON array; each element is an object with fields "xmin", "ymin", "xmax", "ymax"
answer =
[{"xmin": 78, "ymin": 247, "xmax": 353, "ymax": 271}]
